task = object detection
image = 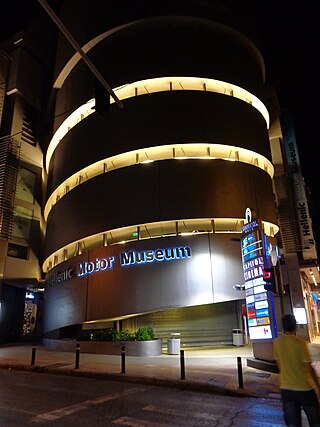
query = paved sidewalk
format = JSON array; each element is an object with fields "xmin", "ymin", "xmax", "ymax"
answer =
[{"xmin": 0, "ymin": 340, "xmax": 319, "ymax": 399}]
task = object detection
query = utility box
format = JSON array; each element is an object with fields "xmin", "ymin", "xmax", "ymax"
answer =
[
  {"xmin": 232, "ymin": 329, "xmax": 244, "ymax": 346},
  {"xmin": 167, "ymin": 333, "xmax": 181, "ymax": 354}
]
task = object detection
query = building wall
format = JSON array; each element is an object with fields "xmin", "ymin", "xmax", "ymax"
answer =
[
  {"xmin": 52, "ymin": 15, "xmax": 264, "ymax": 128},
  {"xmin": 47, "ymin": 91, "xmax": 270, "ymax": 192},
  {"xmin": 44, "ymin": 234, "xmax": 244, "ymax": 334},
  {"xmin": 42, "ymin": 1, "xmax": 278, "ymax": 338},
  {"xmin": 44, "ymin": 160, "xmax": 276, "ymax": 259},
  {"xmin": 0, "ymin": 1, "xmax": 316, "ymax": 345}
]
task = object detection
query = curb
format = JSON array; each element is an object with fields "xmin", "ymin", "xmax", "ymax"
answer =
[{"xmin": 0, "ymin": 363, "xmax": 259, "ymax": 398}]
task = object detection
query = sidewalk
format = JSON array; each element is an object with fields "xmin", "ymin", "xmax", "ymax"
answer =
[{"xmin": 0, "ymin": 340, "xmax": 320, "ymax": 399}]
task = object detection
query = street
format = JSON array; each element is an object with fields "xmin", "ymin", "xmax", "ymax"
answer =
[{"xmin": 0, "ymin": 369, "xmax": 300, "ymax": 426}]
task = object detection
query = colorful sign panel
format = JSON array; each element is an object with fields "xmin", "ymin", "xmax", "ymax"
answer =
[{"xmin": 241, "ymin": 214, "xmax": 276, "ymax": 340}]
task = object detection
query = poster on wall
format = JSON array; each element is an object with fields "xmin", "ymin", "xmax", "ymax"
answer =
[{"xmin": 23, "ymin": 293, "xmax": 37, "ymax": 336}]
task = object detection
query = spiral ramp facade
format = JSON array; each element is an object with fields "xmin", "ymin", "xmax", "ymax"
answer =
[{"xmin": 39, "ymin": 1, "xmax": 280, "ymax": 345}]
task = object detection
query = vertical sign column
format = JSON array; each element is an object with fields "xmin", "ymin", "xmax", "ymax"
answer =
[{"xmin": 241, "ymin": 209, "xmax": 277, "ymax": 341}]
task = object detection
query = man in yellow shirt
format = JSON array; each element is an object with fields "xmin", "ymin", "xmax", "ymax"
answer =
[{"xmin": 273, "ymin": 313, "xmax": 320, "ymax": 426}]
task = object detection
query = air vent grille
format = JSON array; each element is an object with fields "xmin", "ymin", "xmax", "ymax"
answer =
[{"xmin": 0, "ymin": 137, "xmax": 20, "ymax": 239}]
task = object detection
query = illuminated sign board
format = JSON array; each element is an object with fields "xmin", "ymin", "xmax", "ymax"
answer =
[
  {"xmin": 293, "ymin": 307, "xmax": 308, "ymax": 325},
  {"xmin": 255, "ymin": 292, "xmax": 268, "ymax": 302},
  {"xmin": 255, "ymin": 300, "xmax": 268, "ymax": 310},
  {"xmin": 242, "ymin": 232, "xmax": 261, "ymax": 260},
  {"xmin": 243, "ymin": 257, "xmax": 264, "ymax": 281},
  {"xmin": 26, "ymin": 292, "xmax": 35, "ymax": 300},
  {"xmin": 47, "ymin": 246, "xmax": 192, "ymax": 283},
  {"xmin": 283, "ymin": 113, "xmax": 317, "ymax": 260},
  {"xmin": 254, "ymin": 284, "xmax": 266, "ymax": 295},
  {"xmin": 241, "ymin": 210, "xmax": 277, "ymax": 341},
  {"xmin": 242, "ymin": 220, "xmax": 259, "ymax": 235},
  {"xmin": 249, "ymin": 325, "xmax": 272, "ymax": 340},
  {"xmin": 256, "ymin": 317, "xmax": 270, "ymax": 326}
]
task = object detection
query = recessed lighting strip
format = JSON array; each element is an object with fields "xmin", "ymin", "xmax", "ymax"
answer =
[
  {"xmin": 44, "ymin": 143, "xmax": 274, "ymax": 220},
  {"xmin": 46, "ymin": 76, "xmax": 270, "ymax": 171},
  {"xmin": 42, "ymin": 218, "xmax": 278, "ymax": 273}
]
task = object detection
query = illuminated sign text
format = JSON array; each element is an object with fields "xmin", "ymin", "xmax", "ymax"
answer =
[
  {"xmin": 120, "ymin": 246, "xmax": 191, "ymax": 267},
  {"xmin": 47, "ymin": 267, "xmax": 74, "ymax": 287},
  {"xmin": 77, "ymin": 246, "xmax": 192, "ymax": 277},
  {"xmin": 78, "ymin": 257, "xmax": 116, "ymax": 277}
]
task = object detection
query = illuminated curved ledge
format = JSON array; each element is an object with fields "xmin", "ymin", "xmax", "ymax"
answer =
[
  {"xmin": 46, "ymin": 76, "xmax": 270, "ymax": 171},
  {"xmin": 42, "ymin": 218, "xmax": 279, "ymax": 273},
  {"xmin": 44, "ymin": 143, "xmax": 274, "ymax": 220},
  {"xmin": 54, "ymin": 17, "xmax": 266, "ymax": 88}
]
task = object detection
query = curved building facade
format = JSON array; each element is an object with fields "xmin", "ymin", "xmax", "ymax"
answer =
[{"xmin": 43, "ymin": 1, "xmax": 279, "ymax": 343}]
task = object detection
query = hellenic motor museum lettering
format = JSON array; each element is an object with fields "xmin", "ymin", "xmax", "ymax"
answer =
[
  {"xmin": 78, "ymin": 256, "xmax": 116, "ymax": 276},
  {"xmin": 79, "ymin": 246, "xmax": 192, "ymax": 276},
  {"xmin": 120, "ymin": 246, "xmax": 192, "ymax": 266},
  {"xmin": 47, "ymin": 246, "xmax": 192, "ymax": 283},
  {"xmin": 47, "ymin": 267, "xmax": 75, "ymax": 287},
  {"xmin": 78, "ymin": 246, "xmax": 192, "ymax": 276}
]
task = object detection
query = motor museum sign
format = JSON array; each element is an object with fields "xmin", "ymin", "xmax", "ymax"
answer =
[{"xmin": 47, "ymin": 245, "xmax": 192, "ymax": 285}]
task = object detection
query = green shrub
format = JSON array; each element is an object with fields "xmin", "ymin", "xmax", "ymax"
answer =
[
  {"xmin": 92, "ymin": 329, "xmax": 114, "ymax": 341},
  {"xmin": 109, "ymin": 328, "xmax": 119, "ymax": 342},
  {"xmin": 74, "ymin": 326, "xmax": 156, "ymax": 342},
  {"xmin": 116, "ymin": 330, "xmax": 136, "ymax": 341},
  {"xmin": 135, "ymin": 326, "xmax": 155, "ymax": 341}
]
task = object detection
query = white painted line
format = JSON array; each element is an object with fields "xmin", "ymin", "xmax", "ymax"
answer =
[
  {"xmin": 112, "ymin": 416, "xmax": 166, "ymax": 426},
  {"xmin": 0, "ymin": 404, "xmax": 37, "ymax": 416},
  {"xmin": 31, "ymin": 387, "xmax": 145, "ymax": 423},
  {"xmin": 143, "ymin": 404, "xmax": 218, "ymax": 421}
]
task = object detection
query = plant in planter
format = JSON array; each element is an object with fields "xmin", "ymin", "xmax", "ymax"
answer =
[
  {"xmin": 74, "ymin": 326, "xmax": 156, "ymax": 342},
  {"xmin": 135, "ymin": 326, "xmax": 155, "ymax": 341},
  {"xmin": 92, "ymin": 329, "xmax": 116, "ymax": 341},
  {"xmin": 116, "ymin": 330, "xmax": 136, "ymax": 341},
  {"xmin": 44, "ymin": 326, "xmax": 162, "ymax": 356}
]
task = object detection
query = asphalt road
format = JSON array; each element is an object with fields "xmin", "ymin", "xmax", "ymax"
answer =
[{"xmin": 0, "ymin": 369, "xmax": 305, "ymax": 426}]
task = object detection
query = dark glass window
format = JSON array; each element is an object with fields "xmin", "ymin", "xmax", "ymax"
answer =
[{"xmin": 7, "ymin": 242, "xmax": 29, "ymax": 259}]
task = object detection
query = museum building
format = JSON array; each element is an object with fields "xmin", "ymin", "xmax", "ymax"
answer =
[
  {"xmin": 0, "ymin": 1, "xmax": 318, "ymax": 347},
  {"xmin": 42, "ymin": 0, "xmax": 278, "ymax": 344}
]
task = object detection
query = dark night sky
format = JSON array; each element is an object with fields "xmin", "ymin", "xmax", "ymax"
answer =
[{"xmin": 1, "ymin": 0, "xmax": 320, "ymax": 241}]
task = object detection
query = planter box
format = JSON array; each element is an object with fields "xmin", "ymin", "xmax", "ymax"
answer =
[{"xmin": 42, "ymin": 338, "xmax": 163, "ymax": 357}]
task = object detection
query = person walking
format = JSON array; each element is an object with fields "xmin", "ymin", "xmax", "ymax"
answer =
[{"xmin": 273, "ymin": 313, "xmax": 320, "ymax": 426}]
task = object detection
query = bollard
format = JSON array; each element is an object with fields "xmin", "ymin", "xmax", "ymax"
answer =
[
  {"xmin": 237, "ymin": 356, "xmax": 244, "ymax": 389},
  {"xmin": 31, "ymin": 343, "xmax": 37, "ymax": 366},
  {"xmin": 180, "ymin": 349, "xmax": 185, "ymax": 380},
  {"xmin": 121, "ymin": 345, "xmax": 126, "ymax": 374},
  {"xmin": 75, "ymin": 343, "xmax": 80, "ymax": 369}
]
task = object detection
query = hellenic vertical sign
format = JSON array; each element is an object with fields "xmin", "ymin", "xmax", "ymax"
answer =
[{"xmin": 282, "ymin": 113, "xmax": 317, "ymax": 261}]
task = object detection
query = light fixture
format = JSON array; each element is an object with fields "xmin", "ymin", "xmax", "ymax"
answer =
[{"xmin": 233, "ymin": 284, "xmax": 245, "ymax": 291}]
